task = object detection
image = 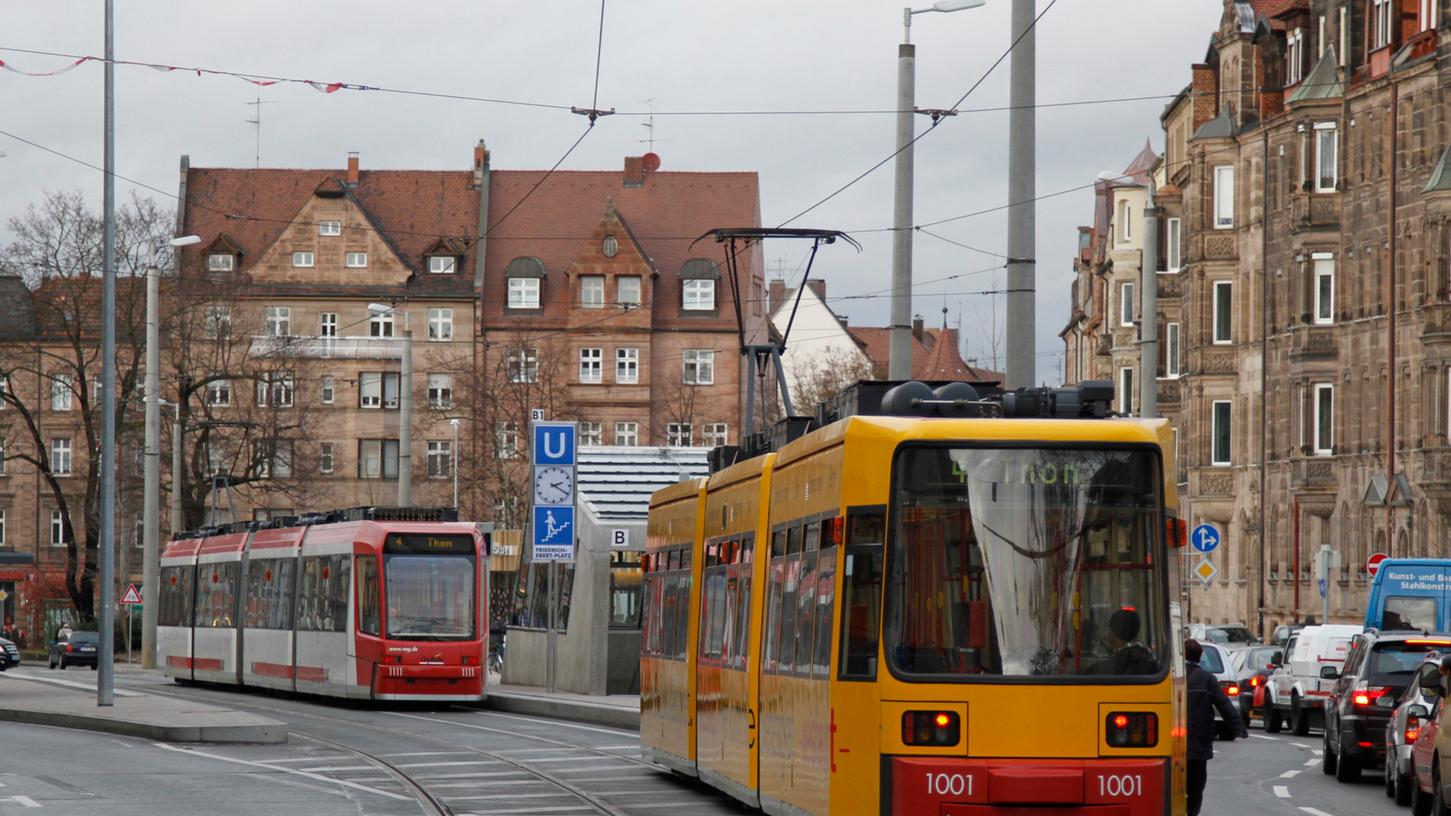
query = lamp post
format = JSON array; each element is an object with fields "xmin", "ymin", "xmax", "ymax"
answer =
[
  {"xmin": 889, "ymin": 0, "xmax": 986, "ymax": 380},
  {"xmin": 369, "ymin": 303, "xmax": 411, "ymax": 505},
  {"xmin": 450, "ymin": 418, "xmax": 460, "ymax": 510},
  {"xmin": 142, "ymin": 235, "xmax": 199, "ymax": 670}
]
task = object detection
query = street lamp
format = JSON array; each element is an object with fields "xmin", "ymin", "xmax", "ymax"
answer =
[
  {"xmin": 141, "ymin": 234, "xmax": 198, "ymax": 671},
  {"xmin": 888, "ymin": 0, "xmax": 986, "ymax": 380},
  {"xmin": 368, "ymin": 303, "xmax": 412, "ymax": 506},
  {"xmin": 450, "ymin": 418, "xmax": 460, "ymax": 511}
]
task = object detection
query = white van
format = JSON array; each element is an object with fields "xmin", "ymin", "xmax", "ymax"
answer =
[{"xmin": 1264, "ymin": 624, "xmax": 1362, "ymax": 735}]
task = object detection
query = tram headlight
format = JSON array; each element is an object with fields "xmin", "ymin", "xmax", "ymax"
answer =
[
  {"xmin": 1105, "ymin": 711, "xmax": 1158, "ymax": 748},
  {"xmin": 902, "ymin": 711, "xmax": 960, "ymax": 747}
]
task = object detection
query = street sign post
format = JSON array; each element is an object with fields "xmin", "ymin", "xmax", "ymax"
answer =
[
  {"xmin": 121, "ymin": 584, "xmax": 142, "ymax": 606},
  {"xmin": 1190, "ymin": 523, "xmax": 1220, "ymax": 554},
  {"xmin": 1367, "ymin": 552, "xmax": 1389, "ymax": 578},
  {"xmin": 1193, "ymin": 557, "xmax": 1217, "ymax": 589},
  {"xmin": 530, "ymin": 420, "xmax": 576, "ymax": 695}
]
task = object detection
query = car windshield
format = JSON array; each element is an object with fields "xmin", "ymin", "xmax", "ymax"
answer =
[
  {"xmin": 1371, "ymin": 641, "xmax": 1450, "ymax": 676},
  {"xmin": 1242, "ymin": 647, "xmax": 1279, "ymax": 672},
  {"xmin": 1219, "ymin": 626, "xmax": 1254, "ymax": 644},
  {"xmin": 385, "ymin": 554, "xmax": 475, "ymax": 639},
  {"xmin": 1203, "ymin": 627, "xmax": 1230, "ymax": 644},
  {"xmin": 885, "ymin": 445, "xmax": 1167, "ymax": 679},
  {"xmin": 1198, "ymin": 647, "xmax": 1225, "ymax": 673}
]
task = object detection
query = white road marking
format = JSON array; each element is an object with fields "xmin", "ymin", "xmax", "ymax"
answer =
[
  {"xmin": 1, "ymin": 670, "xmax": 141, "ymax": 696},
  {"xmin": 1252, "ymin": 734, "xmax": 1277, "ymax": 741},
  {"xmin": 1299, "ymin": 808, "xmax": 1334, "ymax": 816},
  {"xmin": 477, "ymin": 710, "xmax": 637, "ymax": 737},
  {"xmin": 1280, "ymin": 770, "xmax": 1301, "ymax": 778},
  {"xmin": 396, "ymin": 760, "xmax": 496, "ymax": 769},
  {"xmin": 1274, "ymin": 785, "xmax": 1291, "ymax": 798},
  {"xmin": 1303, "ymin": 758, "xmax": 1318, "ymax": 766},
  {"xmin": 381, "ymin": 751, "xmax": 472, "ymax": 759},
  {"xmin": 285, "ymin": 765, "xmax": 373, "ymax": 773},
  {"xmin": 151, "ymin": 743, "xmax": 412, "ymax": 802},
  {"xmin": 0, "ymin": 796, "xmax": 40, "ymax": 808},
  {"xmin": 1311, "ymin": 749, "xmax": 1323, "ymax": 756}
]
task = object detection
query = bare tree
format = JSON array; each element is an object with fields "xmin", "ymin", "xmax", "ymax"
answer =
[{"xmin": 784, "ymin": 345, "xmax": 875, "ymax": 415}]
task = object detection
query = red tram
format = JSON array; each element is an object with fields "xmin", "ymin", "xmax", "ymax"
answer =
[{"xmin": 157, "ymin": 507, "xmax": 488, "ymax": 701}]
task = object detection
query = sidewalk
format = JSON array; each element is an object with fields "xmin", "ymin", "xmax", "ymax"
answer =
[
  {"xmin": 486, "ymin": 677, "xmax": 639, "ymax": 731},
  {"xmin": 0, "ymin": 667, "xmax": 286, "ymax": 744}
]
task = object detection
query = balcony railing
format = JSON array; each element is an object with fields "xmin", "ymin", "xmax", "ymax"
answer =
[
  {"xmin": 1290, "ymin": 457, "xmax": 1336, "ymax": 490},
  {"xmin": 1290, "ymin": 193, "xmax": 1341, "ymax": 231},
  {"xmin": 250, "ymin": 335, "xmax": 404, "ymax": 360},
  {"xmin": 1289, "ymin": 325, "xmax": 1338, "ymax": 360}
]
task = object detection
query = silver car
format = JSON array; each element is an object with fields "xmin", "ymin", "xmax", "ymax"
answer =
[
  {"xmin": 1198, "ymin": 641, "xmax": 1243, "ymax": 739},
  {"xmin": 1384, "ymin": 654, "xmax": 1442, "ymax": 806}
]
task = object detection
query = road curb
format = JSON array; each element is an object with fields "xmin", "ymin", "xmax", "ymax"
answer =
[
  {"xmin": 485, "ymin": 691, "xmax": 639, "ymax": 731},
  {"xmin": 0, "ymin": 702, "xmax": 288, "ymax": 744}
]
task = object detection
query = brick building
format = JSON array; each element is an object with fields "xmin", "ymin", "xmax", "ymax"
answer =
[{"xmin": 1063, "ymin": 0, "xmax": 1451, "ymax": 633}]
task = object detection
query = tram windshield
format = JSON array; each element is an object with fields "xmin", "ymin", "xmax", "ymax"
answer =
[
  {"xmin": 886, "ymin": 445, "xmax": 1167, "ymax": 679},
  {"xmin": 385, "ymin": 555, "xmax": 476, "ymax": 640}
]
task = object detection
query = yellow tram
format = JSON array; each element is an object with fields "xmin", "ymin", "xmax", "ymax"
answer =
[{"xmin": 642, "ymin": 382, "xmax": 1186, "ymax": 815}]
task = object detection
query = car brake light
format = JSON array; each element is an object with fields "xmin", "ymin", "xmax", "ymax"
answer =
[
  {"xmin": 1227, "ymin": 684, "xmax": 1240, "ymax": 697},
  {"xmin": 902, "ymin": 711, "xmax": 960, "ymax": 747},
  {"xmin": 1405, "ymin": 639, "xmax": 1451, "ymax": 646},
  {"xmin": 1250, "ymin": 675, "xmax": 1261, "ymax": 687},
  {"xmin": 1353, "ymin": 686, "xmax": 1390, "ymax": 707},
  {"xmin": 1408, "ymin": 716, "xmax": 1422, "ymax": 743},
  {"xmin": 65, "ymin": 643, "xmax": 74, "ymax": 653},
  {"xmin": 1105, "ymin": 712, "xmax": 1158, "ymax": 748}
]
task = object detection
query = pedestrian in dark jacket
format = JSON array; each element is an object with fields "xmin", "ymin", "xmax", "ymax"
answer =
[{"xmin": 1185, "ymin": 638, "xmax": 1244, "ymax": 816}]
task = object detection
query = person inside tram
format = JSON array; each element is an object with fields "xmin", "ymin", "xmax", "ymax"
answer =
[{"xmin": 1099, "ymin": 608, "xmax": 1158, "ymax": 675}]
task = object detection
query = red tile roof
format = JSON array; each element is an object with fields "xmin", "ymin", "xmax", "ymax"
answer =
[{"xmin": 849, "ymin": 326, "xmax": 1002, "ymax": 383}]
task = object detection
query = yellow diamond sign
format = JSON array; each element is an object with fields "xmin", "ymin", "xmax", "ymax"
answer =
[{"xmin": 1194, "ymin": 558, "xmax": 1218, "ymax": 587}]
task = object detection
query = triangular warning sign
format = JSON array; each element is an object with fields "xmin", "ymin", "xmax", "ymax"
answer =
[{"xmin": 122, "ymin": 584, "xmax": 142, "ymax": 604}]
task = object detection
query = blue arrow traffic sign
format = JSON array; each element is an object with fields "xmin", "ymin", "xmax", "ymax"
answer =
[{"xmin": 1190, "ymin": 523, "xmax": 1220, "ymax": 554}]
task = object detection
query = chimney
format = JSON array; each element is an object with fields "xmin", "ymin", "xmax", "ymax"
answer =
[
  {"xmin": 837, "ymin": 314, "xmax": 849, "ymax": 328},
  {"xmin": 768, "ymin": 279, "xmax": 786, "ymax": 312},
  {"xmin": 805, "ymin": 279, "xmax": 826, "ymax": 301},
  {"xmin": 911, "ymin": 314, "xmax": 925, "ymax": 340},
  {"xmin": 623, "ymin": 156, "xmax": 645, "ymax": 188},
  {"xmin": 472, "ymin": 140, "xmax": 490, "ymax": 189},
  {"xmin": 1190, "ymin": 63, "xmax": 1218, "ymax": 134},
  {"xmin": 346, "ymin": 151, "xmax": 360, "ymax": 187}
]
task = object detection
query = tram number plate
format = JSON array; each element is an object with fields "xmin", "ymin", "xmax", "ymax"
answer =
[
  {"xmin": 1094, "ymin": 773, "xmax": 1142, "ymax": 798},
  {"xmin": 925, "ymin": 772, "xmax": 974, "ymax": 798}
]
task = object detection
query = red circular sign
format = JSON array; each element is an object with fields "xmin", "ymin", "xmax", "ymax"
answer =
[{"xmin": 1367, "ymin": 552, "xmax": 1390, "ymax": 577}]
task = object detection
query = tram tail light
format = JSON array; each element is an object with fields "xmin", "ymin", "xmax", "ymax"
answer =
[
  {"xmin": 1105, "ymin": 712, "xmax": 1158, "ymax": 748},
  {"xmin": 462, "ymin": 656, "xmax": 478, "ymax": 666},
  {"xmin": 902, "ymin": 711, "xmax": 960, "ymax": 747},
  {"xmin": 383, "ymin": 654, "xmax": 402, "ymax": 665}
]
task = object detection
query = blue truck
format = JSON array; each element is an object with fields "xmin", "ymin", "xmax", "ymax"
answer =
[{"xmin": 1364, "ymin": 559, "xmax": 1451, "ymax": 631}]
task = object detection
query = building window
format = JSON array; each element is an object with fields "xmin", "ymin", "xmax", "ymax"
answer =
[
  {"xmin": 1213, "ymin": 281, "xmax": 1233, "ymax": 344},
  {"xmin": 616, "ymin": 348, "xmax": 639, "ymax": 384},
  {"xmin": 1373, "ymin": 0, "xmax": 1393, "ymax": 49},
  {"xmin": 1313, "ymin": 254, "xmax": 1335, "ymax": 325},
  {"xmin": 1166, "ymin": 322, "xmax": 1181, "ymax": 378},
  {"xmin": 682, "ymin": 279, "xmax": 716, "ymax": 311},
  {"xmin": 1340, "ymin": 7, "xmax": 1348, "ymax": 65},
  {"xmin": 1315, "ymin": 123, "xmax": 1338, "ymax": 193},
  {"xmin": 51, "ymin": 438, "xmax": 72, "ymax": 476},
  {"xmin": 1211, "ymin": 401, "xmax": 1232, "ymax": 466},
  {"xmin": 1118, "ymin": 199, "xmax": 1132, "ymax": 243},
  {"xmin": 320, "ymin": 375, "xmax": 335, "ymax": 405},
  {"xmin": 1287, "ymin": 27, "xmax": 1304, "ymax": 84},
  {"xmin": 319, "ymin": 220, "xmax": 341, "ymax": 236},
  {"xmin": 580, "ymin": 421, "xmax": 603, "ymax": 446},
  {"xmin": 615, "ymin": 421, "xmax": 638, "ymax": 447},
  {"xmin": 1421, "ymin": 0, "xmax": 1435, "ymax": 33},
  {"xmin": 1313, "ymin": 383, "xmax": 1334, "ymax": 456},
  {"xmin": 602, "ymin": 235, "xmax": 619, "ymax": 258},
  {"xmin": 427, "ymin": 373, "xmax": 453, "ymax": 409},
  {"xmin": 358, "ymin": 439, "xmax": 400, "ymax": 479},
  {"xmin": 291, "ymin": 251, "xmax": 315, "ymax": 268},
  {"xmin": 254, "ymin": 439, "xmax": 293, "ymax": 479},
  {"xmin": 255, "ymin": 373, "xmax": 295, "ymax": 408},
  {"xmin": 428, "ymin": 255, "xmax": 457, "ymax": 275},
  {"xmin": 345, "ymin": 252, "xmax": 368, "ymax": 268},
  {"xmin": 50, "ymin": 374, "xmax": 72, "ymax": 411},
  {"xmin": 427, "ymin": 441, "xmax": 452, "ymax": 479},
  {"xmin": 579, "ymin": 348, "xmax": 603, "ymax": 383},
  {"xmin": 494, "ymin": 423, "xmax": 519, "ymax": 459},
  {"xmin": 667, "ymin": 423, "xmax": 693, "ymax": 447},
  {"xmin": 369, "ymin": 310, "xmax": 394, "ymax": 338},
  {"xmin": 358, "ymin": 372, "xmax": 400, "ymax": 409},
  {"xmin": 203, "ymin": 305, "xmax": 231, "ymax": 339},
  {"xmin": 507, "ymin": 348, "xmax": 539, "ymax": 384},
  {"xmin": 683, "ymin": 350, "xmax": 715, "ymax": 385},
  {"xmin": 319, "ymin": 442, "xmax": 334, "ymax": 474},
  {"xmin": 0, "ymin": 509, "xmax": 6, "ymax": 544},
  {"xmin": 50, "ymin": 510, "xmax": 67, "ymax": 546},
  {"xmin": 0, "ymin": 440, "xmax": 7, "ymax": 475},
  {"xmin": 1120, "ymin": 282, "xmax": 1135, "ymax": 327},
  {"xmin": 1214, "ymin": 166, "xmax": 1235, "ymax": 229},
  {"xmin": 508, "ymin": 277, "xmax": 541, "ymax": 309},
  {"xmin": 205, "ymin": 379, "xmax": 232, "ymax": 407},
  {"xmin": 264, "ymin": 306, "xmax": 290, "ymax": 337},
  {"xmin": 617, "ymin": 276, "xmax": 642, "ymax": 307},
  {"xmin": 702, "ymin": 423, "xmax": 728, "ymax": 447},
  {"xmin": 427, "ymin": 308, "xmax": 453, "ymax": 341},
  {"xmin": 318, "ymin": 312, "xmax": 337, "ymax": 340},
  {"xmin": 1119, "ymin": 367, "xmax": 1134, "ymax": 415},
  {"xmin": 580, "ymin": 276, "xmax": 605, "ymax": 309},
  {"xmin": 206, "ymin": 253, "xmax": 234, "ymax": 273},
  {"xmin": 1167, "ymin": 218, "xmax": 1182, "ymax": 273}
]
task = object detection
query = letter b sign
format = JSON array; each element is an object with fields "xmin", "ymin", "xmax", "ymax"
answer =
[{"xmin": 612, "ymin": 528, "xmax": 629, "ymax": 548}]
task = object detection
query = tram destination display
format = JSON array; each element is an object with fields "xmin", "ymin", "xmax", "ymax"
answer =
[{"xmin": 383, "ymin": 533, "xmax": 476, "ymax": 555}]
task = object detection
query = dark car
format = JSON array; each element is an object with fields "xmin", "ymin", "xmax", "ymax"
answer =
[
  {"xmin": 1383, "ymin": 654, "xmax": 1442, "ymax": 805},
  {"xmin": 48, "ymin": 631, "xmax": 99, "ymax": 670},
  {"xmin": 1322, "ymin": 631, "xmax": 1451, "ymax": 782},
  {"xmin": 0, "ymin": 636, "xmax": 18, "ymax": 669},
  {"xmin": 1232, "ymin": 645, "xmax": 1283, "ymax": 728}
]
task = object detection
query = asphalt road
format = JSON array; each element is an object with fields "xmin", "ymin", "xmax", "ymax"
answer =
[{"xmin": 1208, "ymin": 720, "xmax": 1404, "ymax": 816}]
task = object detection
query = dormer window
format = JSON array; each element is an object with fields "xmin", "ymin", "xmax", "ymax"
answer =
[
  {"xmin": 505, "ymin": 257, "xmax": 547, "ymax": 310},
  {"xmin": 319, "ymin": 220, "xmax": 342, "ymax": 236},
  {"xmin": 428, "ymin": 256, "xmax": 457, "ymax": 275},
  {"xmin": 680, "ymin": 259, "xmax": 720, "ymax": 312},
  {"xmin": 345, "ymin": 252, "xmax": 368, "ymax": 268},
  {"xmin": 206, "ymin": 253, "xmax": 235, "ymax": 273}
]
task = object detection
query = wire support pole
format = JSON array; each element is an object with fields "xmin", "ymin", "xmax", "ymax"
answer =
[{"xmin": 1004, "ymin": 0, "xmax": 1037, "ymax": 389}]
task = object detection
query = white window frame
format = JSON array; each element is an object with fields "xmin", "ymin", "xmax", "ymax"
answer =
[
  {"xmin": 1119, "ymin": 367, "xmax": 1134, "ymax": 415},
  {"xmin": 1213, "ymin": 281, "xmax": 1234, "ymax": 344},
  {"xmin": 507, "ymin": 348, "xmax": 539, "ymax": 384},
  {"xmin": 255, "ymin": 373, "xmax": 295, "ymax": 408},
  {"xmin": 427, "ymin": 308, "xmax": 453, "ymax": 342},
  {"xmin": 318, "ymin": 220, "xmax": 341, "ymax": 237},
  {"xmin": 345, "ymin": 252, "xmax": 368, "ymax": 268},
  {"xmin": 579, "ymin": 421, "xmax": 603, "ymax": 446},
  {"xmin": 319, "ymin": 442, "xmax": 334, "ymax": 474},
  {"xmin": 358, "ymin": 439, "xmax": 400, "ymax": 479},
  {"xmin": 206, "ymin": 253, "xmax": 234, "ymax": 272},
  {"xmin": 495, "ymin": 423, "xmax": 519, "ymax": 460},
  {"xmin": 1312, "ymin": 253, "xmax": 1335, "ymax": 325},
  {"xmin": 1214, "ymin": 165, "xmax": 1235, "ymax": 229},
  {"xmin": 507, "ymin": 277, "xmax": 541, "ymax": 309},
  {"xmin": 50, "ymin": 510, "xmax": 66, "ymax": 546},
  {"xmin": 579, "ymin": 348, "xmax": 603, "ymax": 384},
  {"xmin": 428, "ymin": 256, "xmax": 456, "ymax": 275},
  {"xmin": 1120, "ymin": 282, "xmax": 1135, "ymax": 327},
  {"xmin": 1422, "ymin": 0, "xmax": 1435, "ymax": 33},
  {"xmin": 264, "ymin": 306, "xmax": 291, "ymax": 338},
  {"xmin": 580, "ymin": 276, "xmax": 605, "ymax": 309},
  {"xmin": 205, "ymin": 379, "xmax": 232, "ymax": 407},
  {"xmin": 702, "ymin": 422, "xmax": 729, "ymax": 447},
  {"xmin": 683, "ymin": 349, "xmax": 715, "ymax": 385},
  {"xmin": 427, "ymin": 440, "xmax": 452, "ymax": 479},
  {"xmin": 667, "ymin": 423, "xmax": 693, "ymax": 447},
  {"xmin": 1318, "ymin": 15, "xmax": 1326, "ymax": 57},
  {"xmin": 1313, "ymin": 383, "xmax": 1334, "ymax": 456},
  {"xmin": 1118, "ymin": 199, "xmax": 1132, "ymax": 243},
  {"xmin": 291, "ymin": 251, "xmax": 315, "ymax": 268},
  {"xmin": 1211, "ymin": 401, "xmax": 1233, "ymax": 466},
  {"xmin": 1287, "ymin": 27, "xmax": 1304, "ymax": 84},
  {"xmin": 614, "ymin": 421, "xmax": 639, "ymax": 447},
  {"xmin": 0, "ymin": 440, "xmax": 7, "ymax": 476},
  {"xmin": 426, "ymin": 373, "xmax": 453, "ymax": 409},
  {"xmin": 319, "ymin": 312, "xmax": 337, "ymax": 348},
  {"xmin": 369, "ymin": 310, "xmax": 394, "ymax": 338},
  {"xmin": 617, "ymin": 276, "xmax": 642, "ymax": 307},
  {"xmin": 320, "ymin": 375, "xmax": 335, "ymax": 405},
  {"xmin": 616, "ymin": 348, "xmax": 639, "ymax": 384},
  {"xmin": 51, "ymin": 437, "xmax": 72, "ymax": 476},
  {"xmin": 360, "ymin": 372, "xmax": 382, "ymax": 408},
  {"xmin": 1314, "ymin": 122, "xmax": 1338, "ymax": 193},
  {"xmin": 50, "ymin": 374, "xmax": 72, "ymax": 412},
  {"xmin": 1340, "ymin": 7, "xmax": 1349, "ymax": 66},
  {"xmin": 1373, "ymin": 0, "xmax": 1393, "ymax": 49},
  {"xmin": 1165, "ymin": 322, "xmax": 1181, "ymax": 379},
  {"xmin": 682, "ymin": 279, "xmax": 716, "ymax": 311},
  {"xmin": 1166, "ymin": 217, "xmax": 1182, "ymax": 273}
]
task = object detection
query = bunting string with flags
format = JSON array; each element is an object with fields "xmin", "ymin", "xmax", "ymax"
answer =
[
  {"xmin": 0, "ymin": 55, "xmax": 92, "ymax": 76},
  {"xmin": 0, "ymin": 51, "xmax": 364, "ymax": 94}
]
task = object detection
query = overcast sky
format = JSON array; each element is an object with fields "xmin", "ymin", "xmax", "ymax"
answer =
[{"xmin": 0, "ymin": 0, "xmax": 1222, "ymax": 385}]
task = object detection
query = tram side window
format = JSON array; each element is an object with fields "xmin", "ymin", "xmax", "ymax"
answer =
[
  {"xmin": 763, "ymin": 542, "xmax": 787, "ymax": 673},
  {"xmin": 158, "ymin": 566, "xmax": 194, "ymax": 627},
  {"xmin": 245, "ymin": 559, "xmax": 295, "ymax": 630},
  {"xmin": 357, "ymin": 555, "xmax": 380, "ymax": 636},
  {"xmin": 700, "ymin": 562, "xmax": 728, "ymax": 661},
  {"xmin": 730, "ymin": 564, "xmax": 752, "ymax": 670},
  {"xmin": 297, "ymin": 555, "xmax": 351, "ymax": 632},
  {"xmin": 839, "ymin": 508, "xmax": 886, "ymax": 680},
  {"xmin": 793, "ymin": 548, "xmax": 818, "ymax": 676},
  {"xmin": 196, "ymin": 562, "xmax": 239, "ymax": 628},
  {"xmin": 812, "ymin": 546, "xmax": 837, "ymax": 677}
]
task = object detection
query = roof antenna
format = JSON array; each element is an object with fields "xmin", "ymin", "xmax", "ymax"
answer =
[{"xmin": 245, "ymin": 95, "xmax": 276, "ymax": 168}]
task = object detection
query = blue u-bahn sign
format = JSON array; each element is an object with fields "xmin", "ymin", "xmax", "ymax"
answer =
[{"xmin": 530, "ymin": 421, "xmax": 577, "ymax": 563}]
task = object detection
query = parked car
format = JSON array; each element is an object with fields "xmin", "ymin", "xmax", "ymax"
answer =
[
  {"xmin": 1187, "ymin": 622, "xmax": 1259, "ymax": 652},
  {"xmin": 1197, "ymin": 641, "xmax": 1243, "ymax": 739},
  {"xmin": 0, "ymin": 636, "xmax": 18, "ymax": 670},
  {"xmin": 1322, "ymin": 631, "xmax": 1451, "ymax": 782},
  {"xmin": 1384, "ymin": 654, "xmax": 1443, "ymax": 806},
  {"xmin": 48, "ymin": 631, "xmax": 99, "ymax": 670},
  {"xmin": 1405, "ymin": 665, "xmax": 1447, "ymax": 815},
  {"xmin": 1232, "ymin": 644, "xmax": 1283, "ymax": 728},
  {"xmin": 1265, "ymin": 624, "xmax": 1362, "ymax": 735}
]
